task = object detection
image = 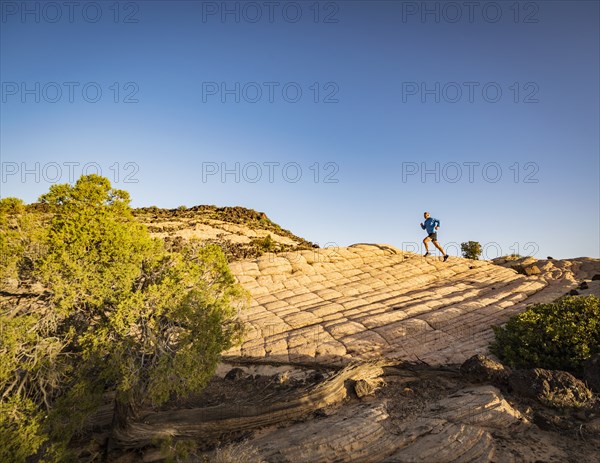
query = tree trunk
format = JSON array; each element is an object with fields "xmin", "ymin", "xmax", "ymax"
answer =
[{"xmin": 103, "ymin": 395, "xmax": 137, "ymax": 462}]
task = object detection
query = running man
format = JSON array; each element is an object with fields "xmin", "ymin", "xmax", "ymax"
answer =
[{"xmin": 420, "ymin": 212, "xmax": 449, "ymax": 261}]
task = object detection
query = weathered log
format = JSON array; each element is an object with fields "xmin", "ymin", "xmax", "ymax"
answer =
[{"xmin": 113, "ymin": 361, "xmax": 386, "ymax": 449}]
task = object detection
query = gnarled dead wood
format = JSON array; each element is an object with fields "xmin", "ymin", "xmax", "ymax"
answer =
[{"xmin": 113, "ymin": 361, "xmax": 387, "ymax": 449}]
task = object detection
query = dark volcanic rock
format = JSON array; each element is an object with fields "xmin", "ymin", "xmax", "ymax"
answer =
[
  {"xmin": 514, "ymin": 264, "xmax": 541, "ymax": 276},
  {"xmin": 225, "ymin": 367, "xmax": 246, "ymax": 381},
  {"xmin": 509, "ymin": 368, "xmax": 594, "ymax": 408},
  {"xmin": 460, "ymin": 354, "xmax": 510, "ymax": 386},
  {"xmin": 592, "ymin": 274, "xmax": 600, "ymax": 281}
]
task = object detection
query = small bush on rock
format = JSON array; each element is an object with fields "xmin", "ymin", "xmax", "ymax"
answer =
[
  {"xmin": 490, "ymin": 296, "xmax": 600, "ymax": 374},
  {"xmin": 461, "ymin": 241, "xmax": 482, "ymax": 260}
]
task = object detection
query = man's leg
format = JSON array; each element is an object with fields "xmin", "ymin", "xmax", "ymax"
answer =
[
  {"xmin": 432, "ymin": 240, "xmax": 449, "ymax": 261},
  {"xmin": 423, "ymin": 237, "xmax": 430, "ymax": 255}
]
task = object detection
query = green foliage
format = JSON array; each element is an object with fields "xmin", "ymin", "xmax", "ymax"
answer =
[
  {"xmin": 155, "ymin": 436, "xmax": 198, "ymax": 463},
  {"xmin": 461, "ymin": 241, "xmax": 482, "ymax": 260},
  {"xmin": 1, "ymin": 175, "xmax": 246, "ymax": 461},
  {"xmin": 0, "ymin": 395, "xmax": 48, "ymax": 463},
  {"xmin": 251, "ymin": 234, "xmax": 276, "ymax": 253},
  {"xmin": 0, "ymin": 198, "xmax": 45, "ymax": 285},
  {"xmin": 0, "ymin": 198, "xmax": 23, "ymax": 281},
  {"xmin": 38, "ymin": 175, "xmax": 153, "ymax": 313},
  {"xmin": 490, "ymin": 296, "xmax": 600, "ymax": 374}
]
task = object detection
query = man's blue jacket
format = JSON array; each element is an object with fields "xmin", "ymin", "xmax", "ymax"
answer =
[{"xmin": 421, "ymin": 217, "xmax": 440, "ymax": 234}]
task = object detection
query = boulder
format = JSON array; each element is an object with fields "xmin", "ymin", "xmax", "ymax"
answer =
[
  {"xmin": 460, "ymin": 354, "xmax": 510, "ymax": 386},
  {"xmin": 592, "ymin": 274, "xmax": 600, "ymax": 281},
  {"xmin": 508, "ymin": 368, "xmax": 594, "ymax": 408},
  {"xmin": 523, "ymin": 265, "xmax": 541, "ymax": 276},
  {"xmin": 583, "ymin": 354, "xmax": 600, "ymax": 393},
  {"xmin": 513, "ymin": 264, "xmax": 541, "ymax": 276}
]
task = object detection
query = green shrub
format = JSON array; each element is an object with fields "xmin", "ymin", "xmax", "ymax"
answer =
[
  {"xmin": 0, "ymin": 198, "xmax": 46, "ymax": 286},
  {"xmin": 490, "ymin": 295, "xmax": 600, "ymax": 374},
  {"xmin": 251, "ymin": 234, "xmax": 276, "ymax": 253},
  {"xmin": 0, "ymin": 396, "xmax": 48, "ymax": 463},
  {"xmin": 1, "ymin": 175, "xmax": 247, "ymax": 461},
  {"xmin": 461, "ymin": 241, "xmax": 482, "ymax": 260}
]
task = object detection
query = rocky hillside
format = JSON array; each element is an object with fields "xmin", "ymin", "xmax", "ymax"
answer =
[
  {"xmin": 133, "ymin": 205, "xmax": 316, "ymax": 261},
  {"xmin": 127, "ymin": 209, "xmax": 600, "ymax": 462},
  {"xmin": 139, "ymin": 208, "xmax": 598, "ymax": 367},
  {"xmin": 224, "ymin": 245, "xmax": 599, "ymax": 366}
]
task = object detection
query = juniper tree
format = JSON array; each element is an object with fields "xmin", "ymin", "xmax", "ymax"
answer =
[
  {"xmin": 461, "ymin": 241, "xmax": 482, "ymax": 260},
  {"xmin": 0, "ymin": 175, "xmax": 246, "ymax": 461}
]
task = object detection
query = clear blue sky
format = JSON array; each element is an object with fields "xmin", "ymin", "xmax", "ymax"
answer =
[{"xmin": 1, "ymin": 0, "xmax": 599, "ymax": 259}]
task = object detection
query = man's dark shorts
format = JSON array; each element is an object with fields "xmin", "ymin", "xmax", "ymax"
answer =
[{"xmin": 427, "ymin": 232, "xmax": 438, "ymax": 241}]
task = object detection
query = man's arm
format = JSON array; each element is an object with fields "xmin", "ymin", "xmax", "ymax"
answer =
[{"xmin": 434, "ymin": 219, "xmax": 440, "ymax": 230}]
